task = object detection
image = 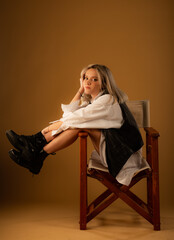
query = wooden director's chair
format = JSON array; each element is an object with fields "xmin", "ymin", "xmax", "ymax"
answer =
[{"xmin": 78, "ymin": 100, "xmax": 160, "ymax": 230}]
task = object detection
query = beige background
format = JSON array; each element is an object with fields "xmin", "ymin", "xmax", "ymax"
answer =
[{"xmin": 1, "ymin": 0, "xmax": 174, "ymax": 214}]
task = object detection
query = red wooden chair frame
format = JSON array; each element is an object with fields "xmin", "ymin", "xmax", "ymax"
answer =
[{"xmin": 78, "ymin": 126, "xmax": 160, "ymax": 230}]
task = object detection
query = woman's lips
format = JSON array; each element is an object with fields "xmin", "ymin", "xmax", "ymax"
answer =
[{"xmin": 85, "ymin": 86, "xmax": 91, "ymax": 89}]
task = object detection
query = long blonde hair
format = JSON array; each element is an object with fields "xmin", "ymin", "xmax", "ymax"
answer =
[{"xmin": 80, "ymin": 64, "xmax": 128, "ymax": 103}]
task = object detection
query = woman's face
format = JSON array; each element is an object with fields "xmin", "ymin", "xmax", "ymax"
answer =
[{"xmin": 83, "ymin": 68, "xmax": 101, "ymax": 99}]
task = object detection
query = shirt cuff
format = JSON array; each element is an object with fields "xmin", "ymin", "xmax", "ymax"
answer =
[{"xmin": 61, "ymin": 100, "xmax": 80, "ymax": 113}]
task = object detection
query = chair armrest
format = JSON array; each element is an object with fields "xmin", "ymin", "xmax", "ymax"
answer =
[
  {"xmin": 78, "ymin": 131, "xmax": 88, "ymax": 137},
  {"xmin": 144, "ymin": 127, "xmax": 160, "ymax": 138}
]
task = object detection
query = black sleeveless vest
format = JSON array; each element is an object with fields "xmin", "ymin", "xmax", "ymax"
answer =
[{"xmin": 102, "ymin": 102, "xmax": 144, "ymax": 178}]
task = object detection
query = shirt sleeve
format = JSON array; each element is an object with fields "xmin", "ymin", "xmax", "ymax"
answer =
[
  {"xmin": 51, "ymin": 94, "xmax": 123, "ymax": 136},
  {"xmin": 61, "ymin": 100, "xmax": 81, "ymax": 118}
]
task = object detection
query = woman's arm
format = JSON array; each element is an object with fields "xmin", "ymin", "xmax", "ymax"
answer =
[
  {"xmin": 70, "ymin": 79, "xmax": 84, "ymax": 103},
  {"xmin": 53, "ymin": 95, "xmax": 123, "ymax": 136}
]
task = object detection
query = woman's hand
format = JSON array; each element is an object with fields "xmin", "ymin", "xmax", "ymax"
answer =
[
  {"xmin": 79, "ymin": 78, "xmax": 84, "ymax": 95},
  {"xmin": 70, "ymin": 78, "xmax": 84, "ymax": 104}
]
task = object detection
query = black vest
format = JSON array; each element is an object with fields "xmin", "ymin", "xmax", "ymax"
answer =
[{"xmin": 102, "ymin": 102, "xmax": 144, "ymax": 178}]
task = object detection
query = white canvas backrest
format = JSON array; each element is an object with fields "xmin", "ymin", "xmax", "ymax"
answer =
[{"xmin": 126, "ymin": 100, "xmax": 150, "ymax": 128}]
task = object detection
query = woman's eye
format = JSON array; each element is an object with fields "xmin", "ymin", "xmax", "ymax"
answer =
[{"xmin": 92, "ymin": 78, "xmax": 98, "ymax": 82}]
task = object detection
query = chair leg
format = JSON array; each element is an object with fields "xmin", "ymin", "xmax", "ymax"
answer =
[
  {"xmin": 152, "ymin": 137, "xmax": 160, "ymax": 230},
  {"xmin": 79, "ymin": 132, "xmax": 88, "ymax": 230},
  {"xmin": 146, "ymin": 129, "xmax": 160, "ymax": 230}
]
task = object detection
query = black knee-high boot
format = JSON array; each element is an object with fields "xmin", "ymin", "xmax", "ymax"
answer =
[
  {"xmin": 8, "ymin": 148, "xmax": 49, "ymax": 174},
  {"xmin": 6, "ymin": 130, "xmax": 47, "ymax": 152}
]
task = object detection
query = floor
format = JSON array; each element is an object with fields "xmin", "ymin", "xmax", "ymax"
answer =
[{"xmin": 1, "ymin": 203, "xmax": 174, "ymax": 240}]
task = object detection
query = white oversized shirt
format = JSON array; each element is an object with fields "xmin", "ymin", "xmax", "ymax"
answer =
[{"xmin": 50, "ymin": 93, "xmax": 150, "ymax": 186}]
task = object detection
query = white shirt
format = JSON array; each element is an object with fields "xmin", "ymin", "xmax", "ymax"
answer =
[{"xmin": 50, "ymin": 93, "xmax": 150, "ymax": 186}]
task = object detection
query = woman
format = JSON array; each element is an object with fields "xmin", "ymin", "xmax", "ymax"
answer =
[{"xmin": 6, "ymin": 64, "xmax": 149, "ymax": 186}]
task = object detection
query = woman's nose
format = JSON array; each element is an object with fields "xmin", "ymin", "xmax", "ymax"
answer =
[{"xmin": 86, "ymin": 79, "xmax": 91, "ymax": 85}]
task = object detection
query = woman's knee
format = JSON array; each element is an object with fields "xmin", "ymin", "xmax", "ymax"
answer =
[
  {"xmin": 83, "ymin": 129, "xmax": 100, "ymax": 134},
  {"xmin": 85, "ymin": 129, "xmax": 101, "ymax": 139}
]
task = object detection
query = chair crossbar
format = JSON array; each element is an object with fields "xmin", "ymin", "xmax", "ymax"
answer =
[{"xmin": 87, "ymin": 169, "xmax": 153, "ymax": 224}]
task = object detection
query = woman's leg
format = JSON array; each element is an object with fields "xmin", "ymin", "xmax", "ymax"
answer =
[
  {"xmin": 86, "ymin": 129, "xmax": 101, "ymax": 154},
  {"xmin": 43, "ymin": 128, "xmax": 101, "ymax": 155},
  {"xmin": 43, "ymin": 129, "xmax": 80, "ymax": 153}
]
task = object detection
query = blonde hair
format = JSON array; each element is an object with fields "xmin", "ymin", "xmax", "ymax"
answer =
[{"xmin": 80, "ymin": 64, "xmax": 128, "ymax": 103}]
